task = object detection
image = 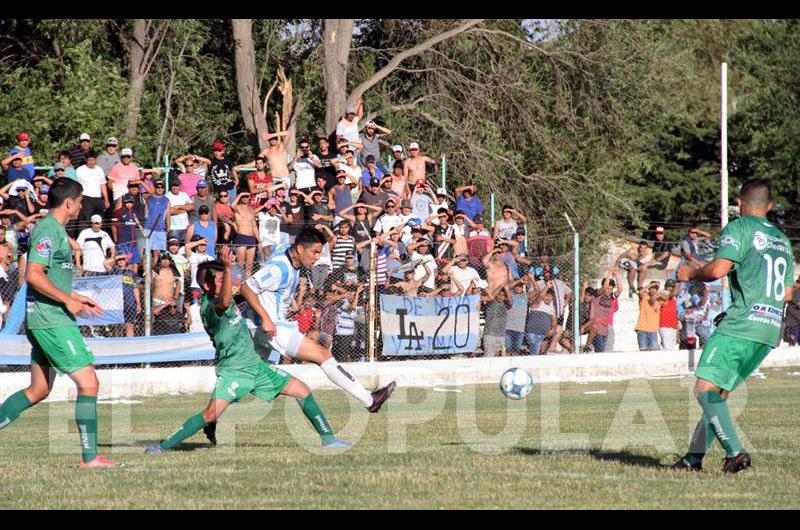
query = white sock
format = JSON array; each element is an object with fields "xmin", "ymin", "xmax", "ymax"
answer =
[{"xmin": 319, "ymin": 358, "xmax": 373, "ymax": 407}]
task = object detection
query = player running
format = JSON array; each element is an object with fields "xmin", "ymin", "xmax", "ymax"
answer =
[
  {"xmin": 0, "ymin": 178, "xmax": 117, "ymax": 468},
  {"xmin": 241, "ymin": 226, "xmax": 395, "ymax": 410},
  {"xmin": 672, "ymin": 179, "xmax": 793, "ymax": 473},
  {"xmin": 146, "ymin": 246, "xmax": 350, "ymax": 453}
]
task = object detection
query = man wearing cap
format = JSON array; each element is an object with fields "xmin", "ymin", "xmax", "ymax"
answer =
[
  {"xmin": 75, "ymin": 214, "xmax": 115, "ymax": 276},
  {"xmin": 97, "ymin": 137, "xmax": 121, "ymax": 174},
  {"xmin": 257, "ymin": 131, "xmax": 293, "ymax": 187},
  {"xmin": 328, "ymin": 168, "xmax": 357, "ymax": 219},
  {"xmin": 114, "ymin": 194, "xmax": 144, "ymax": 271},
  {"xmin": 69, "ymin": 133, "xmax": 93, "ymax": 168},
  {"xmin": 256, "ymin": 198, "xmax": 283, "ymax": 262},
  {"xmin": 48, "ymin": 151, "xmax": 78, "ymax": 181},
  {"xmin": 314, "ymin": 136, "xmax": 338, "ymax": 188},
  {"xmin": 189, "ymin": 179, "xmax": 218, "ymax": 225},
  {"xmin": 360, "ymin": 154, "xmax": 385, "ymax": 189},
  {"xmin": 373, "ymin": 197, "xmax": 404, "ymax": 235},
  {"xmin": 1, "ymin": 150, "xmax": 32, "ymax": 183},
  {"xmin": 444, "ymin": 254, "xmax": 482, "ymax": 295},
  {"xmin": 407, "ymin": 236, "xmax": 438, "ymax": 293},
  {"xmin": 0, "ymin": 181, "xmax": 36, "ymax": 224},
  {"xmin": 207, "ymin": 142, "xmax": 237, "ymax": 203},
  {"xmin": 658, "ymin": 278, "xmax": 680, "ymax": 350},
  {"xmin": 231, "ymin": 191, "xmax": 261, "ymax": 277},
  {"xmin": 5, "ymin": 132, "xmax": 34, "ymax": 181},
  {"xmin": 636, "ymin": 226, "xmax": 674, "ymax": 290},
  {"xmin": 336, "ymin": 97, "xmax": 364, "ymax": 144},
  {"xmin": 358, "ymin": 177, "xmax": 390, "ymax": 208},
  {"xmin": 75, "ymin": 150, "xmax": 109, "ymax": 228},
  {"xmin": 360, "ymin": 120, "xmax": 392, "ymax": 171},
  {"xmin": 108, "ymin": 147, "xmax": 158, "ymax": 204},
  {"xmin": 145, "ymin": 179, "xmax": 170, "ymax": 258},
  {"xmin": 409, "ymin": 179, "xmax": 435, "ymax": 223},
  {"xmin": 454, "ymin": 184, "xmax": 484, "ymax": 222},
  {"xmin": 306, "ymin": 188, "xmax": 334, "ymax": 232},
  {"xmin": 182, "ymin": 234, "xmax": 214, "ymax": 303},
  {"xmin": 402, "ymin": 142, "xmax": 437, "ymax": 185},
  {"xmin": 185, "ymin": 204, "xmax": 217, "ymax": 259},
  {"xmin": 391, "ymin": 144, "xmax": 405, "ymax": 164}
]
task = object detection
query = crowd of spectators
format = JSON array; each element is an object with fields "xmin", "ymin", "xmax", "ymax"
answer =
[{"xmin": 6, "ymin": 104, "xmax": 730, "ymax": 359}]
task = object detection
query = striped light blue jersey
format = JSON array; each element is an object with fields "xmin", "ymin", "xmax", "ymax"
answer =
[{"xmin": 245, "ymin": 244, "xmax": 299, "ymax": 324}]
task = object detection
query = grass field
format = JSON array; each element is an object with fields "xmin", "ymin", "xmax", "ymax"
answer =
[{"xmin": 1, "ymin": 368, "xmax": 799, "ymax": 509}]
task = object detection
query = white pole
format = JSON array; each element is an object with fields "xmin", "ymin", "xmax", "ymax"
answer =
[{"xmin": 721, "ymin": 62, "xmax": 729, "ymax": 229}]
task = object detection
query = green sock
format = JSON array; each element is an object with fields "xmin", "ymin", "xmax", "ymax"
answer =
[
  {"xmin": 0, "ymin": 390, "xmax": 33, "ymax": 431},
  {"xmin": 698, "ymin": 390, "xmax": 743, "ymax": 457},
  {"xmin": 75, "ymin": 395, "xmax": 98, "ymax": 463},
  {"xmin": 297, "ymin": 394, "xmax": 335, "ymax": 444},
  {"xmin": 685, "ymin": 417, "xmax": 715, "ymax": 465},
  {"xmin": 161, "ymin": 413, "xmax": 207, "ymax": 450}
]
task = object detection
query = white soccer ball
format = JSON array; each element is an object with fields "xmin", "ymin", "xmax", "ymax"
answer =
[{"xmin": 499, "ymin": 367, "xmax": 534, "ymax": 400}]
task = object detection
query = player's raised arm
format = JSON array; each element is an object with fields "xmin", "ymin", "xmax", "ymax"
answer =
[
  {"xmin": 676, "ymin": 258, "xmax": 733, "ymax": 283},
  {"xmin": 215, "ymin": 246, "xmax": 235, "ymax": 313}
]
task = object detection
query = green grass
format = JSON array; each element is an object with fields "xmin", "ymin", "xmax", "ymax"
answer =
[{"xmin": 2, "ymin": 368, "xmax": 800, "ymax": 509}]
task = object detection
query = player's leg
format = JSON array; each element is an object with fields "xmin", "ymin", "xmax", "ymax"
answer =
[
  {"xmin": 150, "ymin": 399, "xmax": 229, "ymax": 454},
  {"xmin": 0, "ymin": 362, "xmax": 53, "ymax": 431},
  {"xmin": 67, "ymin": 365, "xmax": 115, "ymax": 467},
  {"xmin": 279, "ymin": 376, "xmax": 349, "ymax": 447}
]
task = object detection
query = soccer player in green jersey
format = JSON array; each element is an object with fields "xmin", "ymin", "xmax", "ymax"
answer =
[
  {"xmin": 146, "ymin": 246, "xmax": 350, "ymax": 453},
  {"xmin": 0, "ymin": 178, "xmax": 117, "ymax": 468},
  {"xmin": 673, "ymin": 179, "xmax": 794, "ymax": 473}
]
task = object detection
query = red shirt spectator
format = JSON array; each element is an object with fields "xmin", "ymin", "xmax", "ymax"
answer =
[{"xmin": 660, "ymin": 297, "xmax": 678, "ymax": 329}]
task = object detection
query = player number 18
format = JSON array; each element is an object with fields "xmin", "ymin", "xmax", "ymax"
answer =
[{"xmin": 763, "ymin": 254, "xmax": 787, "ymax": 302}]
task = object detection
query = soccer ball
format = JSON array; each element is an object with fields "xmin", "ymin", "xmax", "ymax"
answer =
[{"xmin": 499, "ymin": 368, "xmax": 534, "ymax": 400}]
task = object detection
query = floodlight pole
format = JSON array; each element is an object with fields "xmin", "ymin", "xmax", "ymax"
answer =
[
  {"xmin": 721, "ymin": 62, "xmax": 729, "ymax": 229},
  {"xmin": 564, "ymin": 213, "xmax": 580, "ymax": 355}
]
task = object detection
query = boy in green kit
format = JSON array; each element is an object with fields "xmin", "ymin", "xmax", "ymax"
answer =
[
  {"xmin": 673, "ymin": 179, "xmax": 794, "ymax": 473},
  {"xmin": 0, "ymin": 178, "xmax": 117, "ymax": 468},
  {"xmin": 146, "ymin": 246, "xmax": 349, "ymax": 453}
]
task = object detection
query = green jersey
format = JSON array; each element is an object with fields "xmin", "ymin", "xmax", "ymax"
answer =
[
  {"xmin": 25, "ymin": 214, "xmax": 76, "ymax": 330},
  {"xmin": 714, "ymin": 215, "xmax": 794, "ymax": 347},
  {"xmin": 200, "ymin": 295, "xmax": 262, "ymax": 371}
]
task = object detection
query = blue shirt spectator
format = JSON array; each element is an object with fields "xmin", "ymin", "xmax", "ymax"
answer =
[
  {"xmin": 455, "ymin": 185, "xmax": 484, "ymax": 221},
  {"xmin": 7, "ymin": 132, "xmax": 34, "ymax": 180}
]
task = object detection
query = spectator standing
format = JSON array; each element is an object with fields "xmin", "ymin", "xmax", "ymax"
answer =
[
  {"xmin": 166, "ymin": 180, "xmax": 192, "ymax": 243},
  {"xmin": 454, "ymin": 185, "xmax": 484, "ymax": 221},
  {"xmin": 145, "ymin": 179, "xmax": 170, "ymax": 258},
  {"xmin": 401, "ymin": 142, "xmax": 437, "ymax": 187},
  {"xmin": 358, "ymin": 177, "xmax": 390, "ymax": 208},
  {"xmin": 314, "ymin": 136, "xmax": 338, "ymax": 188},
  {"xmin": 109, "ymin": 252, "xmax": 141, "ymax": 337},
  {"xmin": 48, "ymin": 153, "xmax": 78, "ymax": 181},
  {"xmin": 175, "ymin": 153, "xmax": 212, "ymax": 179},
  {"xmin": 360, "ymin": 121, "xmax": 392, "ymax": 171},
  {"xmin": 360, "ymin": 155, "xmax": 385, "ymax": 189},
  {"xmin": 407, "ymin": 237, "xmax": 437, "ymax": 293},
  {"xmin": 658, "ymin": 279, "xmax": 680, "ymax": 350},
  {"xmin": 388, "ymin": 160, "xmax": 408, "ymax": 199},
  {"xmin": 231, "ymin": 193, "xmax": 260, "ymax": 277},
  {"xmin": 207, "ymin": 141, "xmax": 238, "ymax": 203},
  {"xmin": 1, "ymin": 151, "xmax": 32, "ymax": 183},
  {"xmin": 238, "ymin": 156, "xmax": 274, "ymax": 207},
  {"xmin": 593, "ymin": 270, "xmax": 622, "ymax": 352},
  {"xmin": 6, "ymin": 132, "xmax": 34, "ymax": 181},
  {"xmin": 494, "ymin": 206, "xmax": 527, "ymax": 240},
  {"xmin": 525, "ymin": 283, "xmax": 558, "ymax": 356},
  {"xmin": 215, "ymin": 190, "xmax": 236, "ymax": 245},
  {"xmin": 182, "ymin": 234, "xmax": 213, "ymax": 303},
  {"xmin": 336, "ymin": 99, "xmax": 364, "ymax": 144},
  {"xmin": 505, "ymin": 283, "xmax": 528, "ymax": 355},
  {"xmin": 75, "ymin": 214, "xmax": 115, "ymax": 276},
  {"xmin": 391, "ymin": 144, "xmax": 405, "ymax": 165},
  {"xmin": 292, "ymin": 139, "xmax": 322, "ymax": 192},
  {"xmin": 330, "ymin": 221, "xmax": 357, "ymax": 270},
  {"xmin": 328, "ymin": 168, "xmax": 357, "ymax": 218},
  {"xmin": 680, "ymin": 226, "xmax": 712, "ymax": 267},
  {"xmin": 635, "ymin": 281, "xmax": 662, "ymax": 351},
  {"xmin": 108, "ymin": 148, "xmax": 152, "ymax": 204},
  {"xmin": 185, "ymin": 205, "xmax": 217, "ymax": 259},
  {"xmin": 178, "ymin": 156, "xmax": 205, "ymax": 197},
  {"xmin": 69, "ymin": 133, "xmax": 94, "ymax": 168},
  {"xmin": 97, "ymin": 137, "xmax": 121, "ymax": 175},
  {"xmin": 256, "ymin": 198, "xmax": 282, "ymax": 262},
  {"xmin": 165, "ymin": 237, "xmax": 188, "ymax": 312},
  {"xmin": 75, "ymin": 150, "xmax": 110, "ymax": 229},
  {"xmin": 636, "ymin": 226, "xmax": 673, "ymax": 287},
  {"xmin": 332, "ymin": 286, "xmax": 363, "ymax": 362},
  {"xmin": 188, "ymin": 180, "xmax": 217, "ymax": 224},
  {"xmin": 258, "ymin": 131, "xmax": 292, "ymax": 186},
  {"xmin": 444, "ymin": 254, "xmax": 482, "ymax": 295},
  {"xmin": 482, "ymin": 287, "xmax": 512, "ymax": 357},
  {"xmin": 114, "ymin": 196, "xmax": 143, "ymax": 272},
  {"xmin": 151, "ymin": 253, "xmax": 183, "ymax": 335}
]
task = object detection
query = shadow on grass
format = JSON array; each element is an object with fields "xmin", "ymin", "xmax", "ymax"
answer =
[
  {"xmin": 512, "ymin": 446, "xmax": 666, "ymax": 469},
  {"xmin": 98, "ymin": 441, "xmax": 291, "ymax": 451}
]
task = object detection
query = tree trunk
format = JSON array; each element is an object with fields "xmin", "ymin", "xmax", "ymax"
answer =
[
  {"xmin": 232, "ymin": 19, "xmax": 270, "ymax": 150},
  {"xmin": 125, "ymin": 19, "xmax": 147, "ymax": 141},
  {"xmin": 323, "ymin": 19, "xmax": 354, "ymax": 135}
]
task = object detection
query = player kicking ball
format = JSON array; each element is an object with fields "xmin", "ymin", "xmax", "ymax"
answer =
[
  {"xmin": 0, "ymin": 179, "xmax": 116, "ymax": 468},
  {"xmin": 240, "ymin": 227, "xmax": 394, "ymax": 412},
  {"xmin": 146, "ymin": 246, "xmax": 350, "ymax": 453},
  {"xmin": 672, "ymin": 179, "xmax": 793, "ymax": 474}
]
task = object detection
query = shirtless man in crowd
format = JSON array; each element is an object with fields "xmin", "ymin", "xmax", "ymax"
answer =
[
  {"xmin": 231, "ymin": 192, "xmax": 261, "ymax": 278},
  {"xmin": 152, "ymin": 253, "xmax": 180, "ymax": 314},
  {"xmin": 483, "ymin": 245, "xmax": 513, "ymax": 295},
  {"xmin": 395, "ymin": 262, "xmax": 433, "ymax": 297},
  {"xmin": 259, "ymin": 131, "xmax": 293, "ymax": 186},
  {"xmin": 402, "ymin": 142, "xmax": 438, "ymax": 186}
]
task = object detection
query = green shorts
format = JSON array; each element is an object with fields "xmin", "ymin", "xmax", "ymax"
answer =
[
  {"xmin": 211, "ymin": 360, "xmax": 291, "ymax": 403},
  {"xmin": 695, "ymin": 333, "xmax": 772, "ymax": 392},
  {"xmin": 27, "ymin": 326, "xmax": 95, "ymax": 375}
]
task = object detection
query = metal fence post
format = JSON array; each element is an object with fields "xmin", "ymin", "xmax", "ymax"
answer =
[
  {"xmin": 368, "ymin": 240, "xmax": 377, "ymax": 363},
  {"xmin": 144, "ymin": 237, "xmax": 152, "ymax": 337},
  {"xmin": 564, "ymin": 213, "xmax": 580, "ymax": 354}
]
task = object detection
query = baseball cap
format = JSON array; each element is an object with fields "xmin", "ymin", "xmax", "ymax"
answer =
[
  {"xmin": 120, "ymin": 147, "xmax": 133, "ymax": 157},
  {"xmin": 190, "ymin": 234, "xmax": 204, "ymax": 243},
  {"xmin": 168, "ymin": 237, "xmax": 180, "ymax": 245},
  {"xmin": 392, "ymin": 145, "xmax": 403, "ymax": 153},
  {"xmin": 369, "ymin": 177, "xmax": 381, "ymax": 187},
  {"xmin": 408, "ymin": 142, "xmax": 419, "ymax": 150},
  {"xmin": 211, "ymin": 141, "xmax": 224, "ymax": 151},
  {"xmin": 85, "ymin": 150, "xmax": 97, "ymax": 159},
  {"xmin": 17, "ymin": 132, "xmax": 30, "ymax": 141},
  {"xmin": 40, "ymin": 184, "xmax": 50, "ymax": 194},
  {"xmin": 400, "ymin": 199, "xmax": 411, "ymax": 209},
  {"xmin": 197, "ymin": 180, "xmax": 208, "ymax": 189},
  {"xmin": 79, "ymin": 133, "xmax": 91, "ymax": 141},
  {"xmin": 655, "ymin": 226, "xmax": 665, "ymax": 233},
  {"xmin": 416, "ymin": 179, "xmax": 425, "ymax": 187},
  {"xmin": 366, "ymin": 121, "xmax": 376, "ymax": 127},
  {"xmin": 365, "ymin": 155, "xmax": 375, "ymax": 164},
  {"xmin": 385, "ymin": 197, "xmax": 397, "ymax": 206},
  {"xmin": 14, "ymin": 185, "xmax": 28, "ymax": 193},
  {"xmin": 106, "ymin": 137, "xmax": 118, "ymax": 146},
  {"xmin": 127, "ymin": 180, "xmax": 140, "ymax": 188},
  {"xmin": 54, "ymin": 162, "xmax": 66, "ymax": 171},
  {"xmin": 345, "ymin": 251, "xmax": 356, "ymax": 259},
  {"xmin": 123, "ymin": 195, "xmax": 135, "ymax": 204},
  {"xmin": 455, "ymin": 254, "xmax": 469, "ymax": 262},
  {"xmin": 516, "ymin": 227, "xmax": 526, "ymax": 235},
  {"xmin": 91, "ymin": 214, "xmax": 103, "ymax": 224},
  {"xmin": 266, "ymin": 198, "xmax": 280, "ymax": 209},
  {"xmin": 198, "ymin": 205, "xmax": 210, "ymax": 215},
  {"xmin": 345, "ymin": 105, "xmax": 356, "ymax": 114},
  {"xmin": 406, "ymin": 218, "xmax": 421, "ymax": 227},
  {"xmin": 154, "ymin": 180, "xmax": 165, "ymax": 188},
  {"xmin": 436, "ymin": 187, "xmax": 447, "ymax": 196},
  {"xmin": 665, "ymin": 279, "xmax": 676, "ymax": 287}
]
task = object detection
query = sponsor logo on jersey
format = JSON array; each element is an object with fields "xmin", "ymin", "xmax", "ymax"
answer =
[
  {"xmin": 720, "ymin": 235, "xmax": 739, "ymax": 251},
  {"xmin": 752, "ymin": 230, "xmax": 790, "ymax": 254},
  {"xmin": 753, "ymin": 231, "xmax": 768, "ymax": 251},
  {"xmin": 35, "ymin": 237, "xmax": 52, "ymax": 257}
]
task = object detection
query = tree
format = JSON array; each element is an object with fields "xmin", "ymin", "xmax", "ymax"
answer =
[
  {"xmin": 232, "ymin": 19, "xmax": 272, "ymax": 150},
  {"xmin": 124, "ymin": 19, "xmax": 171, "ymax": 141}
]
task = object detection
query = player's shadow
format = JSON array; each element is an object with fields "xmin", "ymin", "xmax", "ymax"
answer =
[{"xmin": 512, "ymin": 447, "xmax": 666, "ymax": 469}]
